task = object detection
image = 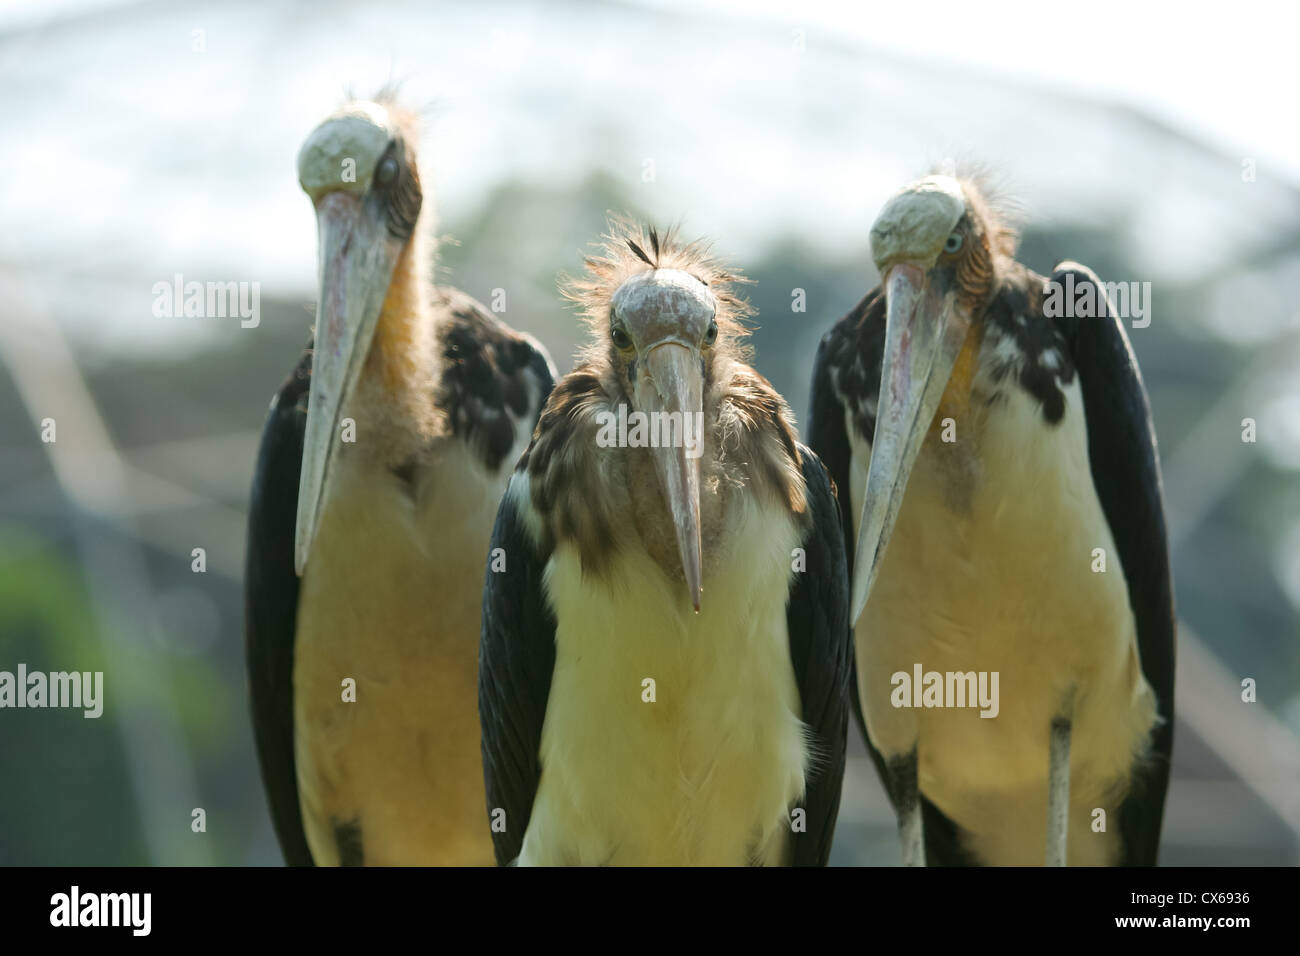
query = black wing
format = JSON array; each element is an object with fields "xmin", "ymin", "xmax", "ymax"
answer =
[
  {"xmin": 808, "ymin": 309, "xmax": 864, "ymax": 581},
  {"xmin": 244, "ymin": 346, "xmax": 315, "ymax": 867},
  {"xmin": 1048, "ymin": 263, "xmax": 1176, "ymax": 866},
  {"xmin": 786, "ymin": 446, "xmax": 853, "ymax": 865},
  {"xmin": 478, "ymin": 476, "xmax": 557, "ymax": 865}
]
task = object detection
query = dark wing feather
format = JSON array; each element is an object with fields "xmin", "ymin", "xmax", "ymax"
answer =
[
  {"xmin": 1048, "ymin": 263, "xmax": 1176, "ymax": 866},
  {"xmin": 436, "ymin": 288, "xmax": 557, "ymax": 473},
  {"xmin": 478, "ymin": 477, "xmax": 557, "ymax": 865},
  {"xmin": 808, "ymin": 316, "xmax": 860, "ymax": 582},
  {"xmin": 786, "ymin": 446, "xmax": 853, "ymax": 865},
  {"xmin": 244, "ymin": 346, "xmax": 315, "ymax": 867}
]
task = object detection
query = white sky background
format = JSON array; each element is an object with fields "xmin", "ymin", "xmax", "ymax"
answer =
[
  {"xmin": 698, "ymin": 0, "xmax": 1299, "ymax": 184},
  {"xmin": 0, "ymin": 0, "xmax": 1295, "ymax": 356},
  {"xmin": 6, "ymin": 0, "xmax": 1296, "ymax": 181}
]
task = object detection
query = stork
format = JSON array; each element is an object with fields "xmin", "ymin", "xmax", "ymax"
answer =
[
  {"xmin": 244, "ymin": 99, "xmax": 555, "ymax": 865},
  {"xmin": 808, "ymin": 174, "xmax": 1175, "ymax": 866},
  {"xmin": 478, "ymin": 221, "xmax": 852, "ymax": 865}
]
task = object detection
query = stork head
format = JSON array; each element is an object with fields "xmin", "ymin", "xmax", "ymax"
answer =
[
  {"xmin": 850, "ymin": 174, "xmax": 1014, "ymax": 623},
  {"xmin": 565, "ymin": 221, "xmax": 751, "ymax": 611},
  {"xmin": 293, "ymin": 99, "xmax": 424, "ymax": 576}
]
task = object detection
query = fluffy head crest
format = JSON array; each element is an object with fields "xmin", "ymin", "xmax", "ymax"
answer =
[
  {"xmin": 562, "ymin": 216, "xmax": 753, "ymax": 355},
  {"xmin": 941, "ymin": 163, "xmax": 1021, "ymax": 259},
  {"xmin": 369, "ymin": 84, "xmax": 426, "ymax": 152}
]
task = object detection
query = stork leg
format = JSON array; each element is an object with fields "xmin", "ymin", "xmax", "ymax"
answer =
[
  {"xmin": 1046, "ymin": 717, "xmax": 1071, "ymax": 866},
  {"xmin": 887, "ymin": 748, "xmax": 925, "ymax": 866}
]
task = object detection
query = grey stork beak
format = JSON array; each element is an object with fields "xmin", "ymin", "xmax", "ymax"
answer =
[
  {"xmin": 614, "ymin": 268, "xmax": 713, "ymax": 612},
  {"xmin": 850, "ymin": 177, "xmax": 971, "ymax": 624},
  {"xmin": 294, "ymin": 189, "xmax": 401, "ymax": 576},
  {"xmin": 642, "ymin": 342, "xmax": 704, "ymax": 611},
  {"xmin": 292, "ymin": 105, "xmax": 406, "ymax": 576}
]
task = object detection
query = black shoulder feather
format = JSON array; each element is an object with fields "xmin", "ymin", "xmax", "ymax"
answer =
[
  {"xmin": 1048, "ymin": 263, "xmax": 1176, "ymax": 865},
  {"xmin": 244, "ymin": 346, "xmax": 315, "ymax": 867},
  {"xmin": 786, "ymin": 446, "xmax": 853, "ymax": 865},
  {"xmin": 478, "ymin": 477, "xmax": 557, "ymax": 865}
]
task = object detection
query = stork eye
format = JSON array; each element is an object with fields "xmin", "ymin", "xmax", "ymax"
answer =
[
  {"xmin": 611, "ymin": 326, "xmax": 633, "ymax": 351},
  {"xmin": 703, "ymin": 321, "xmax": 718, "ymax": 346},
  {"xmin": 375, "ymin": 155, "xmax": 399, "ymax": 188},
  {"xmin": 944, "ymin": 231, "xmax": 963, "ymax": 254}
]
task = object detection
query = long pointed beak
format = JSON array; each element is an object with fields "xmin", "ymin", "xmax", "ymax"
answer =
[
  {"xmin": 641, "ymin": 342, "xmax": 704, "ymax": 611},
  {"xmin": 294, "ymin": 192, "xmax": 398, "ymax": 576},
  {"xmin": 849, "ymin": 264, "xmax": 970, "ymax": 624}
]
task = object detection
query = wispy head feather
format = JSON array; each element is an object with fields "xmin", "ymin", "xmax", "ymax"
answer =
[
  {"xmin": 562, "ymin": 215, "xmax": 754, "ymax": 357},
  {"xmin": 937, "ymin": 162, "xmax": 1022, "ymax": 258}
]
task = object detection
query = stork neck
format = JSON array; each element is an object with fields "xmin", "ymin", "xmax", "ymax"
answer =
[
  {"xmin": 368, "ymin": 236, "xmax": 434, "ymax": 403},
  {"xmin": 930, "ymin": 317, "xmax": 988, "ymax": 439}
]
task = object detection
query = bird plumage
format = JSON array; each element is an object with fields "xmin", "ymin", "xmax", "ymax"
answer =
[
  {"xmin": 245, "ymin": 99, "xmax": 555, "ymax": 866},
  {"xmin": 479, "ymin": 221, "xmax": 852, "ymax": 865},
  {"xmin": 809, "ymin": 177, "xmax": 1174, "ymax": 865}
]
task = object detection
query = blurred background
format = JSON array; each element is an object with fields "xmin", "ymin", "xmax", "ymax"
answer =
[{"xmin": 1, "ymin": 0, "xmax": 1297, "ymax": 865}]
